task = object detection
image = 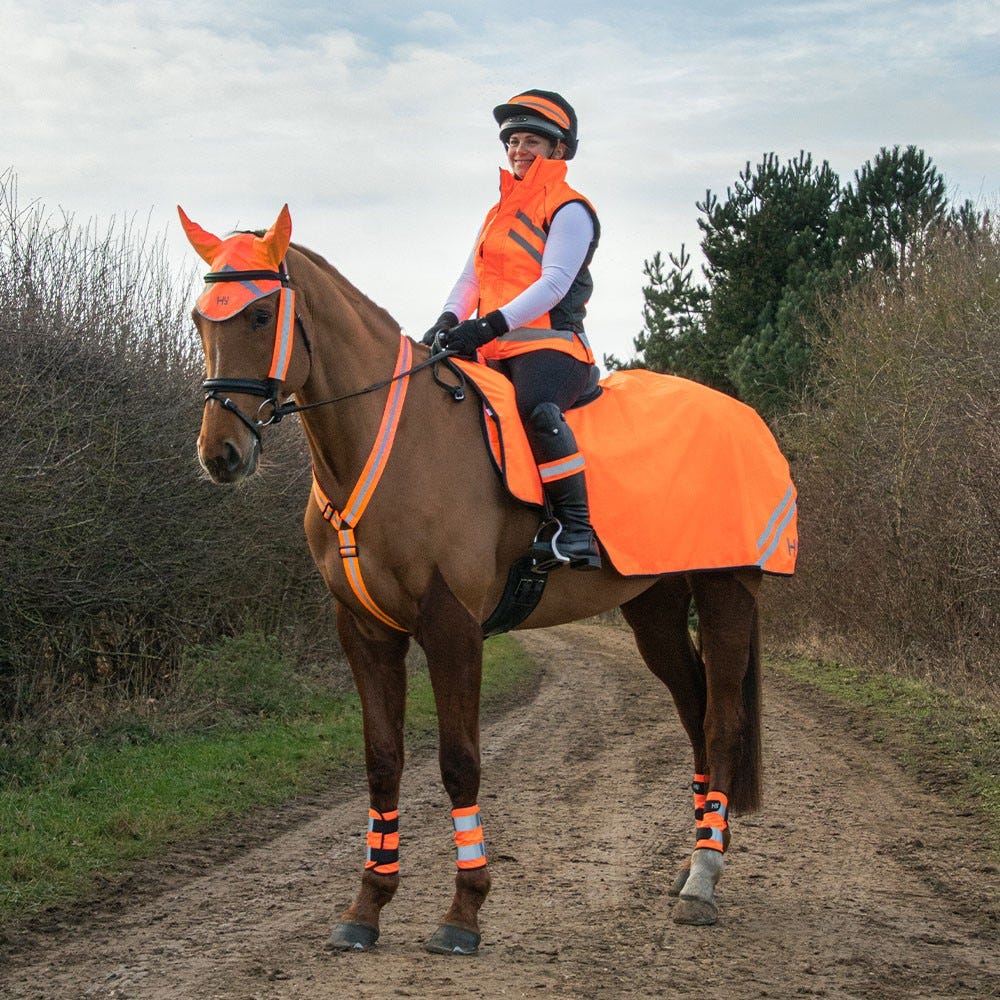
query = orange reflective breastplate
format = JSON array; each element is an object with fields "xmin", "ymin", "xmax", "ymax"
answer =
[{"xmin": 311, "ymin": 337, "xmax": 412, "ymax": 633}]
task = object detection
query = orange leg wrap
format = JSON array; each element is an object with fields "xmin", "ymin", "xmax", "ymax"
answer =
[
  {"xmin": 695, "ymin": 791, "xmax": 729, "ymax": 852},
  {"xmin": 452, "ymin": 805, "xmax": 487, "ymax": 870},
  {"xmin": 692, "ymin": 772, "xmax": 710, "ymax": 822},
  {"xmin": 365, "ymin": 808, "xmax": 400, "ymax": 874}
]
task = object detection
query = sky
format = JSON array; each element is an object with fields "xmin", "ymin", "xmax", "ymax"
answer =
[{"xmin": 3, "ymin": 0, "xmax": 998, "ymax": 366}]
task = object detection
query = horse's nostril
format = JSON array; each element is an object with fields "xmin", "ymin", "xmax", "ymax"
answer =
[
  {"xmin": 200, "ymin": 437, "xmax": 257, "ymax": 484},
  {"xmin": 224, "ymin": 441, "xmax": 242, "ymax": 473}
]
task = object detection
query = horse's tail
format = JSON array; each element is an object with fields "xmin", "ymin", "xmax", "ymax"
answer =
[{"xmin": 729, "ymin": 605, "xmax": 763, "ymax": 814}]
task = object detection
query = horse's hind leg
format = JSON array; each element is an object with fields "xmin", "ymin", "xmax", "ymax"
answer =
[
  {"xmin": 673, "ymin": 568, "xmax": 762, "ymax": 926},
  {"xmin": 620, "ymin": 577, "xmax": 709, "ymax": 897},
  {"xmin": 414, "ymin": 570, "xmax": 492, "ymax": 955},
  {"xmin": 327, "ymin": 602, "xmax": 410, "ymax": 951},
  {"xmin": 689, "ymin": 568, "xmax": 762, "ymax": 810}
]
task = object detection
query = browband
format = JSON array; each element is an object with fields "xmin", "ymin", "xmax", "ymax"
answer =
[{"xmin": 203, "ymin": 269, "xmax": 288, "ymax": 284}]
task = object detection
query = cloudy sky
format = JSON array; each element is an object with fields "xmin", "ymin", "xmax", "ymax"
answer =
[{"xmin": 4, "ymin": 0, "xmax": 998, "ymax": 365}]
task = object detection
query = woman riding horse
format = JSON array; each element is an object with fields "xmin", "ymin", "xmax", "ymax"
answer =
[{"xmin": 423, "ymin": 89, "xmax": 602, "ymax": 571}]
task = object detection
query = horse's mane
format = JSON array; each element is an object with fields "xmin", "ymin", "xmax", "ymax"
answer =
[
  {"xmin": 228, "ymin": 229, "xmax": 400, "ymax": 332},
  {"xmin": 289, "ymin": 242, "xmax": 401, "ymax": 334}
]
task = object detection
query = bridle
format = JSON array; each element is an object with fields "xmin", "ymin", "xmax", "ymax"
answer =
[
  {"xmin": 201, "ymin": 262, "xmax": 466, "ymax": 446},
  {"xmin": 201, "ymin": 262, "xmax": 299, "ymax": 443}
]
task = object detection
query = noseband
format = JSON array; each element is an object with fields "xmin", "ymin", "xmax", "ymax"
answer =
[{"xmin": 201, "ymin": 263, "xmax": 300, "ymax": 444}]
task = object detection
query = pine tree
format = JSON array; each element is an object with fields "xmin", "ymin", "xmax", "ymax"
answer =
[{"xmin": 617, "ymin": 146, "xmax": 974, "ymax": 419}]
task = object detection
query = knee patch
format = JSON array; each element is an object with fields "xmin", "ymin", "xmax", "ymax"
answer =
[{"xmin": 527, "ymin": 401, "xmax": 564, "ymax": 436}]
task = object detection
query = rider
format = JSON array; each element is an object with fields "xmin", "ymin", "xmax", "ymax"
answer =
[{"xmin": 423, "ymin": 89, "xmax": 602, "ymax": 570}]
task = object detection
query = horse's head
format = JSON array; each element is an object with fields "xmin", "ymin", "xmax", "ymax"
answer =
[{"xmin": 179, "ymin": 204, "xmax": 310, "ymax": 484}]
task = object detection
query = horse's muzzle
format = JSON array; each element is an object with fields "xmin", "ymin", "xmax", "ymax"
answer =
[{"xmin": 199, "ymin": 433, "xmax": 260, "ymax": 484}]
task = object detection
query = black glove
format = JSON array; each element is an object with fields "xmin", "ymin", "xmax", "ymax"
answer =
[
  {"xmin": 421, "ymin": 311, "xmax": 458, "ymax": 347},
  {"xmin": 437, "ymin": 310, "xmax": 509, "ymax": 358}
]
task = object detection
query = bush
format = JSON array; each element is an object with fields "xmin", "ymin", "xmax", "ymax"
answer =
[
  {"xmin": 0, "ymin": 172, "xmax": 344, "ymax": 731},
  {"xmin": 173, "ymin": 633, "xmax": 318, "ymax": 725},
  {"xmin": 770, "ymin": 219, "xmax": 999, "ymax": 699}
]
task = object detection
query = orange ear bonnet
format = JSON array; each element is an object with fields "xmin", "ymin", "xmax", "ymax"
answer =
[{"xmin": 178, "ymin": 204, "xmax": 293, "ymax": 321}]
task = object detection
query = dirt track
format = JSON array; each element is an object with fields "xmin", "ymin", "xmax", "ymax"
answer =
[{"xmin": 2, "ymin": 623, "xmax": 997, "ymax": 999}]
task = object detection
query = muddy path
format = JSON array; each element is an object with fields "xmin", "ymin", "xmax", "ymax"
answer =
[{"xmin": 2, "ymin": 623, "xmax": 997, "ymax": 999}]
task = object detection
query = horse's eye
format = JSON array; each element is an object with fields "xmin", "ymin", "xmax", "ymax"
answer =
[{"xmin": 249, "ymin": 307, "xmax": 272, "ymax": 331}]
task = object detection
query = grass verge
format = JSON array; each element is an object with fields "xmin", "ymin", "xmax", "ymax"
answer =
[
  {"xmin": 769, "ymin": 656, "xmax": 1000, "ymax": 857},
  {"xmin": 0, "ymin": 633, "xmax": 539, "ymax": 932}
]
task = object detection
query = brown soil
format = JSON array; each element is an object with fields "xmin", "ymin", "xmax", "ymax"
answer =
[{"xmin": 1, "ymin": 623, "xmax": 997, "ymax": 999}]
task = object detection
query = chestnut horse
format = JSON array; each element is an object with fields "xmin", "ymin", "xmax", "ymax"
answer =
[{"xmin": 181, "ymin": 205, "xmax": 776, "ymax": 952}]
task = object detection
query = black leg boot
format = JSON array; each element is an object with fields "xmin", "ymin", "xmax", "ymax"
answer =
[{"xmin": 526, "ymin": 402, "xmax": 602, "ymax": 571}]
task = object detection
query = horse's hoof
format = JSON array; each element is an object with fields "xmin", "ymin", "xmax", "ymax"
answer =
[
  {"xmin": 673, "ymin": 896, "xmax": 719, "ymax": 926},
  {"xmin": 424, "ymin": 923, "xmax": 481, "ymax": 955},
  {"xmin": 326, "ymin": 921, "xmax": 380, "ymax": 951},
  {"xmin": 668, "ymin": 865, "xmax": 691, "ymax": 897}
]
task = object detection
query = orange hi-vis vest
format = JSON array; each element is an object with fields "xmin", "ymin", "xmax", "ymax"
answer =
[{"xmin": 474, "ymin": 157, "xmax": 599, "ymax": 364}]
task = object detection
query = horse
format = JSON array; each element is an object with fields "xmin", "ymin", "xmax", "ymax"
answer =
[{"xmin": 179, "ymin": 204, "xmax": 793, "ymax": 953}]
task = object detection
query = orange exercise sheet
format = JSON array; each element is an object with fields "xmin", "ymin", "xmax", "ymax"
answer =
[{"xmin": 453, "ymin": 361, "xmax": 798, "ymax": 577}]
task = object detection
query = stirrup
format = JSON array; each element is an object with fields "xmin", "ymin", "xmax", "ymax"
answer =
[
  {"xmin": 530, "ymin": 518, "xmax": 601, "ymax": 572},
  {"xmin": 530, "ymin": 518, "xmax": 570, "ymax": 573}
]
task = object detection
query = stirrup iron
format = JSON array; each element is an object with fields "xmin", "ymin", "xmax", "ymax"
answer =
[{"xmin": 530, "ymin": 518, "xmax": 570, "ymax": 573}]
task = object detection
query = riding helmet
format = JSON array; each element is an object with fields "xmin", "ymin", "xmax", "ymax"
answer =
[{"xmin": 493, "ymin": 89, "xmax": 579, "ymax": 159}]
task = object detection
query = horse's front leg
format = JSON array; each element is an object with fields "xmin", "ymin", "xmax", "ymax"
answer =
[
  {"xmin": 415, "ymin": 570, "xmax": 491, "ymax": 955},
  {"xmin": 327, "ymin": 602, "xmax": 410, "ymax": 951}
]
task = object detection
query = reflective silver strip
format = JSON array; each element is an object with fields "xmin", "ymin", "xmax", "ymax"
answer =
[
  {"xmin": 499, "ymin": 326, "xmax": 577, "ymax": 344},
  {"xmin": 456, "ymin": 842, "xmax": 487, "ymax": 864},
  {"xmin": 756, "ymin": 485, "xmax": 797, "ymax": 568},
  {"xmin": 452, "ymin": 811, "xmax": 481, "ymax": 833},
  {"xmin": 539, "ymin": 455, "xmax": 585, "ymax": 481},
  {"xmin": 508, "ymin": 229, "xmax": 543, "ymax": 264},
  {"xmin": 515, "ymin": 210, "xmax": 547, "ymax": 241},
  {"xmin": 268, "ymin": 287, "xmax": 295, "ymax": 380}
]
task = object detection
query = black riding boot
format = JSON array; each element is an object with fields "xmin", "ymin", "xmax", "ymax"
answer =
[{"xmin": 526, "ymin": 402, "xmax": 601, "ymax": 571}]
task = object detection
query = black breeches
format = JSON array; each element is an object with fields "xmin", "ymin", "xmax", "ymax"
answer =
[{"xmin": 500, "ymin": 350, "xmax": 594, "ymax": 424}]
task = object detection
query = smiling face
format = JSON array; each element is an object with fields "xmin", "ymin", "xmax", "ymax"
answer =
[{"xmin": 505, "ymin": 131, "xmax": 562, "ymax": 179}]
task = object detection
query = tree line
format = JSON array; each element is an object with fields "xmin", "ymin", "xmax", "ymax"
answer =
[
  {"xmin": 609, "ymin": 145, "xmax": 985, "ymax": 420},
  {"xmin": 1, "ymin": 143, "xmax": 995, "ymax": 735}
]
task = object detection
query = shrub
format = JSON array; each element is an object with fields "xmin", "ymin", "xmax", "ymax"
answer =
[
  {"xmin": 770, "ymin": 219, "xmax": 999, "ymax": 699},
  {"xmin": 0, "ymin": 172, "xmax": 343, "ymax": 730}
]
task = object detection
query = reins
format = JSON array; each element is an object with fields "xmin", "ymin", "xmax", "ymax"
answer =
[
  {"xmin": 274, "ymin": 350, "xmax": 467, "ymax": 418},
  {"xmin": 204, "ymin": 351, "xmax": 466, "ymax": 443}
]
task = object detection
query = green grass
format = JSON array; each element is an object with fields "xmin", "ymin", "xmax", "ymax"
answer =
[
  {"xmin": 0, "ymin": 633, "xmax": 538, "ymax": 929},
  {"xmin": 769, "ymin": 656, "xmax": 1000, "ymax": 857}
]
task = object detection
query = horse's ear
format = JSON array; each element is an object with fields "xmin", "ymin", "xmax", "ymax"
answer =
[
  {"xmin": 178, "ymin": 206, "xmax": 222, "ymax": 265},
  {"xmin": 260, "ymin": 204, "xmax": 292, "ymax": 268}
]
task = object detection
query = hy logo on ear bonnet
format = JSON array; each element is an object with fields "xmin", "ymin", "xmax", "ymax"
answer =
[{"xmin": 178, "ymin": 204, "xmax": 296, "ymax": 383}]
